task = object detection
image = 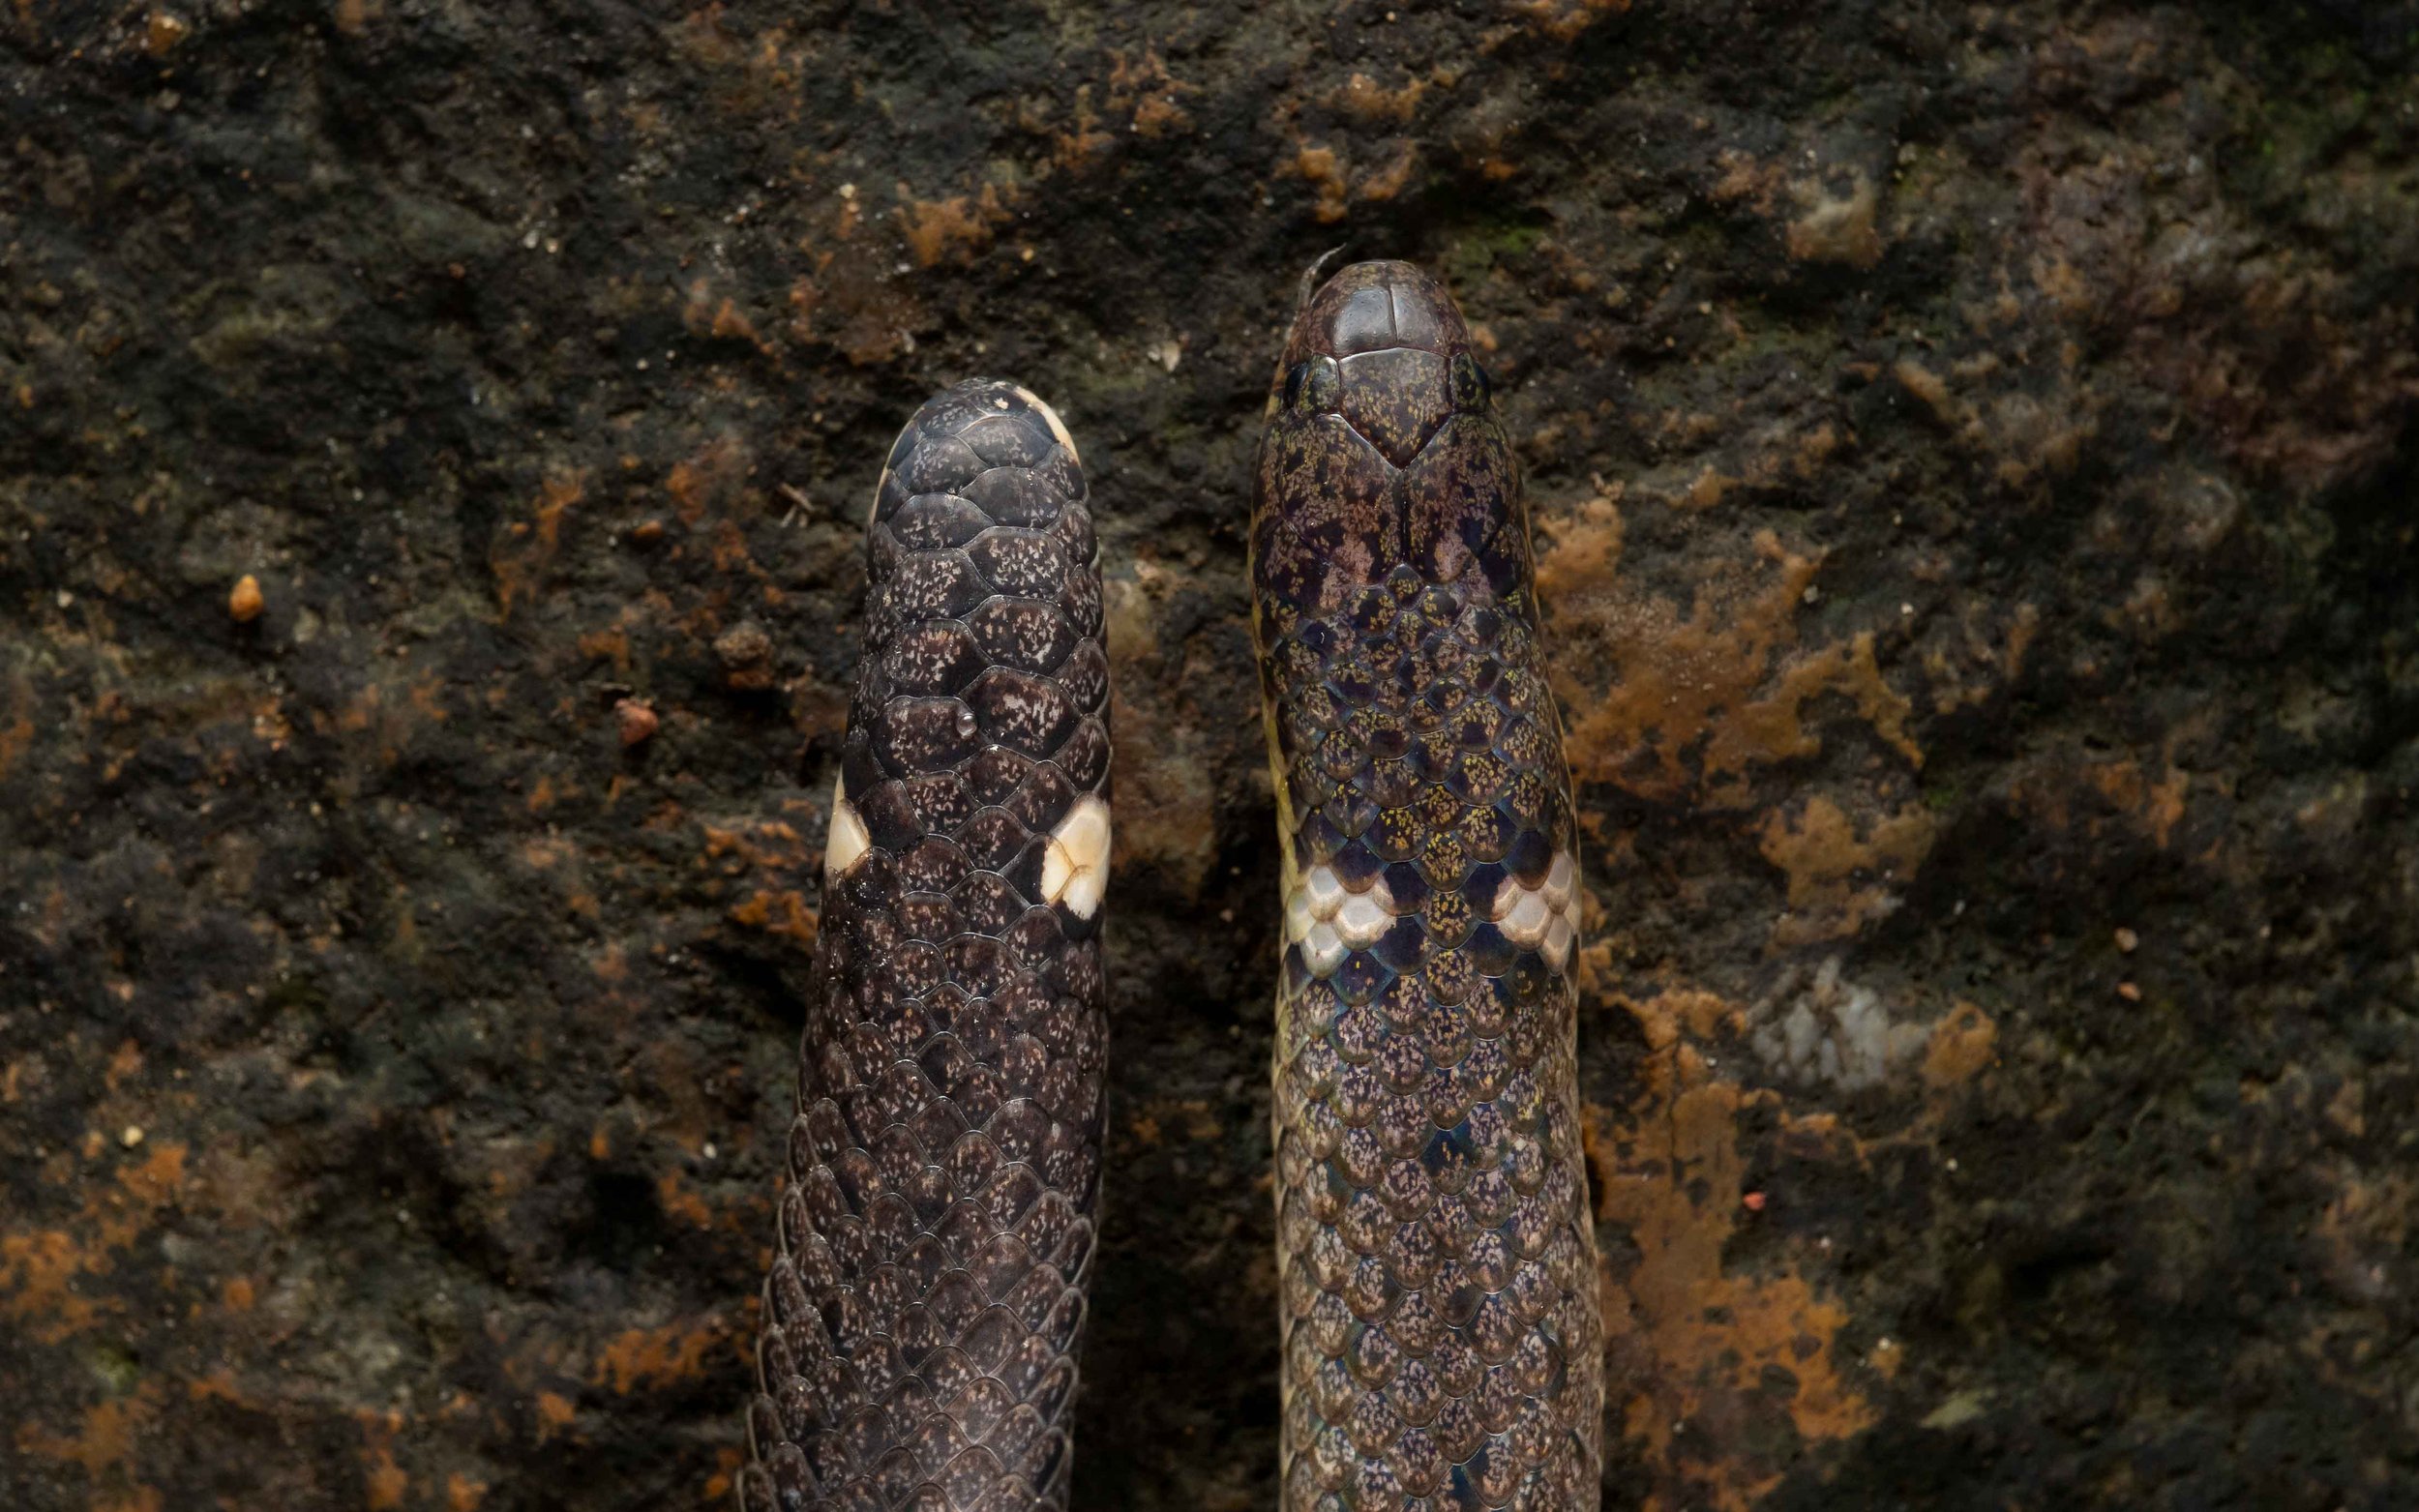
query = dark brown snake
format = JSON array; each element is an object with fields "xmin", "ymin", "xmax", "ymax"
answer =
[
  {"xmin": 1251, "ymin": 261, "xmax": 1604, "ymax": 1510},
  {"xmin": 741, "ymin": 379, "xmax": 1110, "ymax": 1512}
]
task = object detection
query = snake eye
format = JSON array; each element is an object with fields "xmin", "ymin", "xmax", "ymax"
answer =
[
  {"xmin": 1297, "ymin": 355, "xmax": 1342, "ymax": 413},
  {"xmin": 1450, "ymin": 352, "xmax": 1491, "ymax": 410},
  {"xmin": 1282, "ymin": 362, "xmax": 1308, "ymax": 409}
]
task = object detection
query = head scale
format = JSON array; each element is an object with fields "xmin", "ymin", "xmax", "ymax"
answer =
[{"xmin": 1252, "ymin": 260, "xmax": 1525, "ymax": 615}]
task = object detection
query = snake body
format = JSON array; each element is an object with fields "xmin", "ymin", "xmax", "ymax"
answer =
[
  {"xmin": 741, "ymin": 380, "xmax": 1110, "ymax": 1512},
  {"xmin": 1250, "ymin": 262, "xmax": 1604, "ymax": 1510}
]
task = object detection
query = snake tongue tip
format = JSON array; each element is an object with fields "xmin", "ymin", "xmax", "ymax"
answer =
[{"xmin": 1296, "ymin": 245, "xmax": 1353, "ymax": 311}]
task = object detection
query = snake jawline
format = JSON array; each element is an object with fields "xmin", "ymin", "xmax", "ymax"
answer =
[{"xmin": 1250, "ymin": 260, "xmax": 1605, "ymax": 1512}]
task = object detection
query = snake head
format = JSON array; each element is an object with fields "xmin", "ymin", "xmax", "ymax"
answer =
[{"xmin": 1253, "ymin": 259, "xmax": 1527, "ymax": 617}]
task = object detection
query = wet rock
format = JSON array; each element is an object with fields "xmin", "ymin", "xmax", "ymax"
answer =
[{"xmin": 0, "ymin": 4, "xmax": 2413, "ymax": 1511}]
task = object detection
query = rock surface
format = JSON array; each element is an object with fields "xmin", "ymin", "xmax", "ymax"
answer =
[{"xmin": 3, "ymin": 2, "xmax": 2415, "ymax": 1508}]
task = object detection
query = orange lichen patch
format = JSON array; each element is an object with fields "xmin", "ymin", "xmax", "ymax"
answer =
[
  {"xmin": 593, "ymin": 1315, "xmax": 736, "ymax": 1395},
  {"xmin": 1894, "ymin": 358, "xmax": 1962, "ymax": 429},
  {"xmin": 679, "ymin": 279, "xmax": 769, "ymax": 352},
  {"xmin": 492, "ymin": 470, "xmax": 587, "ymax": 618},
  {"xmin": 1510, "ymin": 0, "xmax": 1629, "ymax": 43},
  {"xmin": 0, "ymin": 1142, "xmax": 189, "ymax": 1344},
  {"xmin": 1922, "ymin": 1001, "xmax": 1998, "ymax": 1089},
  {"xmin": 665, "ymin": 435, "xmax": 751, "ymax": 526},
  {"xmin": 1894, "ymin": 359, "xmax": 2098, "ymax": 491},
  {"xmin": 366, "ymin": 1449, "xmax": 408, "ymax": 1510},
  {"xmin": 895, "ymin": 182, "xmax": 1013, "ymax": 269},
  {"xmin": 1105, "ymin": 46, "xmax": 1195, "ymax": 137},
  {"xmin": 1331, "ymin": 71, "xmax": 1428, "ymax": 125},
  {"xmin": 16, "ymin": 1388, "xmax": 157, "ymax": 1475},
  {"xmin": 446, "ymin": 1473, "xmax": 490, "ymax": 1511},
  {"xmin": 1596, "ymin": 991, "xmax": 1876, "ymax": 1512},
  {"xmin": 1046, "ymin": 85, "xmax": 1117, "ymax": 171},
  {"xmin": 1536, "ymin": 489, "xmax": 1625, "ymax": 605},
  {"xmin": 534, "ymin": 1391, "xmax": 578, "ymax": 1442},
  {"xmin": 1291, "ymin": 144, "xmax": 1351, "ymax": 223},
  {"xmin": 0, "ymin": 1230, "xmax": 92, "ymax": 1342},
  {"xmin": 105, "ymin": 1038, "xmax": 143, "ymax": 1089},
  {"xmin": 222, "ymin": 1275, "xmax": 256, "ymax": 1312},
  {"xmin": 1786, "ymin": 172, "xmax": 1886, "ymax": 268},
  {"xmin": 2010, "ymin": 753, "xmax": 2192, "ymax": 852},
  {"xmin": 1552, "ymin": 529, "xmax": 1919, "ymax": 808},
  {"xmin": 1355, "ymin": 141, "xmax": 1420, "ymax": 204},
  {"xmin": 187, "ymin": 1370, "xmax": 245, "ymax": 1404},
  {"xmin": 1708, "ymin": 149, "xmax": 1782, "ymax": 214},
  {"xmin": 0, "ymin": 671, "xmax": 36, "ymax": 783},
  {"xmin": 655, "ymin": 1169, "xmax": 717, "ymax": 1230},
  {"xmin": 729, "ymin": 889, "xmax": 817, "ymax": 949},
  {"xmin": 704, "ymin": 1445, "xmax": 748, "ymax": 1503},
  {"xmin": 1123, "ymin": 1097, "xmax": 1221, "ymax": 1152},
  {"xmin": 326, "ymin": 674, "xmax": 451, "ymax": 768},
  {"xmin": 702, "ymin": 812, "xmax": 816, "ymax": 896},
  {"xmin": 788, "ymin": 242, "xmax": 934, "ymax": 366},
  {"xmin": 1922, "ymin": 600, "xmax": 2040, "ymax": 714},
  {"xmin": 1757, "ymin": 794, "xmax": 1937, "ymax": 947}
]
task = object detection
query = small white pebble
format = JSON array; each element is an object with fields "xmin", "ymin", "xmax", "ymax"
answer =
[{"xmin": 121, "ymin": 1125, "xmax": 144, "ymax": 1148}]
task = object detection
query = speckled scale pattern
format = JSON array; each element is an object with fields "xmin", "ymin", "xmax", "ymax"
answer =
[
  {"xmin": 1250, "ymin": 263, "xmax": 1604, "ymax": 1512},
  {"xmin": 741, "ymin": 379, "xmax": 1109, "ymax": 1512}
]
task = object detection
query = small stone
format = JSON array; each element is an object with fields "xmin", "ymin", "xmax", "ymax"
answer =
[
  {"xmin": 146, "ymin": 9, "xmax": 190, "ymax": 53},
  {"xmin": 2116, "ymin": 981, "xmax": 2142, "ymax": 1002},
  {"xmin": 229, "ymin": 575, "xmax": 264, "ymax": 623},
  {"xmin": 2114, "ymin": 927, "xmax": 2139, "ymax": 953},
  {"xmin": 120, "ymin": 1125, "xmax": 145, "ymax": 1148},
  {"xmin": 714, "ymin": 621, "xmax": 775, "ymax": 690},
  {"xmin": 615, "ymin": 699, "xmax": 659, "ymax": 747}
]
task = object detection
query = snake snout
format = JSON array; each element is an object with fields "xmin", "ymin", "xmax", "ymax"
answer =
[{"xmin": 1283, "ymin": 258, "xmax": 1472, "ymax": 365}]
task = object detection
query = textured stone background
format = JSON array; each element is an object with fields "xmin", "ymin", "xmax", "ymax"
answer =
[{"xmin": 5, "ymin": 1, "xmax": 2417, "ymax": 1508}]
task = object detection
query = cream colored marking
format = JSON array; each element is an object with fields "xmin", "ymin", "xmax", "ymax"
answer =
[
  {"xmin": 1011, "ymin": 385, "xmax": 1080, "ymax": 465},
  {"xmin": 1301, "ymin": 864, "xmax": 1346, "ymax": 920},
  {"xmin": 824, "ymin": 776, "xmax": 870, "ymax": 880},
  {"xmin": 1287, "ymin": 861, "xmax": 1397, "ymax": 965},
  {"xmin": 1543, "ymin": 851, "xmax": 1575, "ymax": 911},
  {"xmin": 1302, "ymin": 922, "xmax": 1346, "ymax": 978},
  {"xmin": 868, "ymin": 466, "xmax": 890, "ymax": 525},
  {"xmin": 1543, "ymin": 912, "xmax": 1576, "ymax": 970},
  {"xmin": 1285, "ymin": 889, "xmax": 1316, "ymax": 942},
  {"xmin": 1491, "ymin": 851, "xmax": 1583, "ymax": 971},
  {"xmin": 1488, "ymin": 872, "xmax": 1523, "ymax": 922},
  {"xmin": 1333, "ymin": 891, "xmax": 1391, "ymax": 949},
  {"xmin": 1502, "ymin": 889, "xmax": 1551, "ymax": 946},
  {"xmin": 1039, "ymin": 794, "xmax": 1113, "ymax": 918}
]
